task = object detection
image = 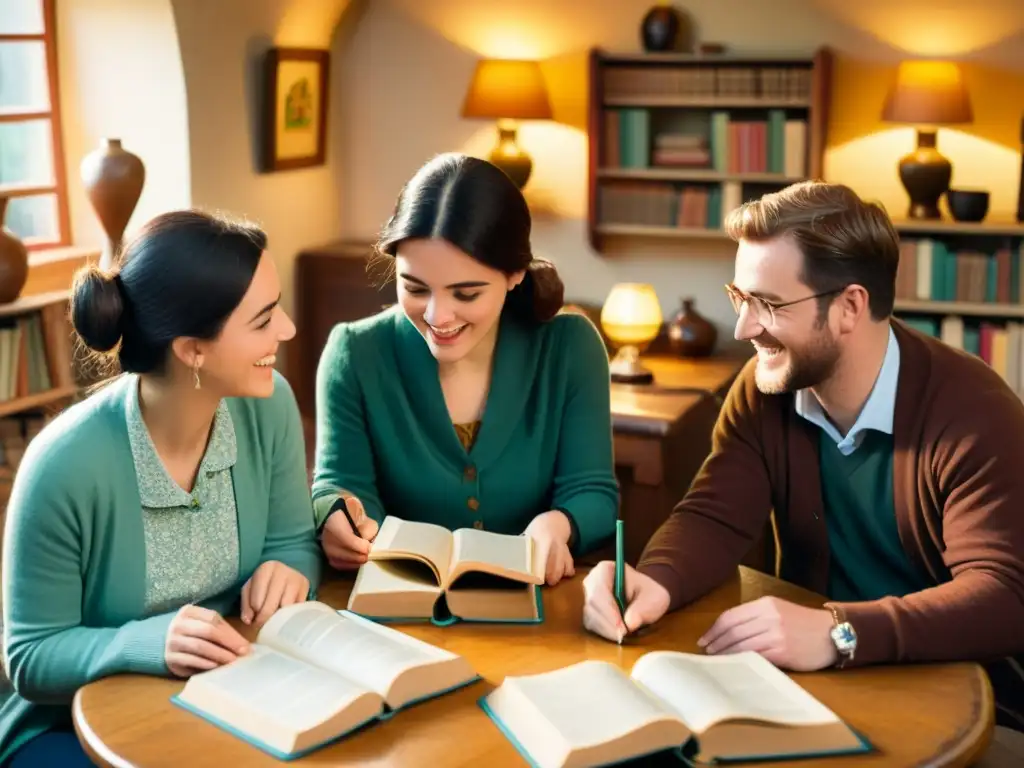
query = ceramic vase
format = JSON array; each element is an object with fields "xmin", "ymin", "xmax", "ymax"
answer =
[
  {"xmin": 667, "ymin": 297, "xmax": 717, "ymax": 357},
  {"xmin": 80, "ymin": 138, "xmax": 145, "ymax": 270},
  {"xmin": 0, "ymin": 196, "xmax": 29, "ymax": 305}
]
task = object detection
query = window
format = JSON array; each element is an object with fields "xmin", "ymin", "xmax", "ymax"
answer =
[{"xmin": 0, "ymin": 0, "xmax": 69, "ymax": 249}]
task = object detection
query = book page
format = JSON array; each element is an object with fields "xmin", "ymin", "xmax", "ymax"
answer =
[
  {"xmin": 258, "ymin": 602, "xmax": 460, "ymax": 701},
  {"xmin": 631, "ymin": 651, "xmax": 840, "ymax": 734},
  {"xmin": 505, "ymin": 660, "xmax": 683, "ymax": 748},
  {"xmin": 449, "ymin": 528, "xmax": 541, "ymax": 587},
  {"xmin": 370, "ymin": 516, "xmax": 453, "ymax": 584},
  {"xmin": 183, "ymin": 645, "xmax": 377, "ymax": 732},
  {"xmin": 177, "ymin": 645, "xmax": 382, "ymax": 755}
]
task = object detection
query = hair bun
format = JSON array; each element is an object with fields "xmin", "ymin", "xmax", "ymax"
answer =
[
  {"xmin": 70, "ymin": 266, "xmax": 125, "ymax": 353},
  {"xmin": 524, "ymin": 259, "xmax": 565, "ymax": 323}
]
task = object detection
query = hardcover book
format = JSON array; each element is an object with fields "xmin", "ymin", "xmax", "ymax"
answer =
[
  {"xmin": 173, "ymin": 601, "xmax": 480, "ymax": 760},
  {"xmin": 347, "ymin": 516, "xmax": 545, "ymax": 625}
]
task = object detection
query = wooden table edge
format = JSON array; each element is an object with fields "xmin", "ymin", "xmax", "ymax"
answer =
[
  {"xmin": 943, "ymin": 663, "xmax": 996, "ymax": 767},
  {"xmin": 67, "ymin": 566, "xmax": 998, "ymax": 767},
  {"xmin": 74, "ymin": 687, "xmax": 132, "ymax": 768}
]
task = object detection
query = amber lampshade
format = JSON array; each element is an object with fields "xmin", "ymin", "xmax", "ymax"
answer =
[
  {"xmin": 601, "ymin": 283, "xmax": 663, "ymax": 384},
  {"xmin": 881, "ymin": 61, "xmax": 973, "ymax": 220},
  {"xmin": 461, "ymin": 59, "xmax": 553, "ymax": 121},
  {"xmin": 461, "ymin": 59, "xmax": 552, "ymax": 189},
  {"xmin": 882, "ymin": 61, "xmax": 973, "ymax": 126}
]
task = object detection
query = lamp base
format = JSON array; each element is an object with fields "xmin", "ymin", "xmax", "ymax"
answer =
[
  {"xmin": 898, "ymin": 128, "xmax": 952, "ymax": 220},
  {"xmin": 488, "ymin": 121, "xmax": 533, "ymax": 189},
  {"xmin": 609, "ymin": 345, "xmax": 654, "ymax": 385}
]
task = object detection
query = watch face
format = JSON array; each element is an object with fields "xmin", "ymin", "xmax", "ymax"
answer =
[{"xmin": 832, "ymin": 622, "xmax": 857, "ymax": 651}]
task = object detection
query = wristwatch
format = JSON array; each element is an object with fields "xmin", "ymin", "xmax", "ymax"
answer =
[{"xmin": 825, "ymin": 604, "xmax": 857, "ymax": 668}]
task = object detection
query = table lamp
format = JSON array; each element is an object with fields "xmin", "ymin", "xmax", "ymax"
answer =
[
  {"xmin": 600, "ymin": 283, "xmax": 663, "ymax": 384},
  {"xmin": 881, "ymin": 60, "xmax": 973, "ymax": 220},
  {"xmin": 461, "ymin": 58, "xmax": 553, "ymax": 189}
]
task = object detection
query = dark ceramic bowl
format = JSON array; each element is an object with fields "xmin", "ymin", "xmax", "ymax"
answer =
[{"xmin": 946, "ymin": 189, "xmax": 989, "ymax": 222}]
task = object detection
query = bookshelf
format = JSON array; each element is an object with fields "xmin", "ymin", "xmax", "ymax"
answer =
[
  {"xmin": 891, "ymin": 220, "xmax": 1024, "ymax": 396},
  {"xmin": 0, "ymin": 289, "xmax": 80, "ymax": 506},
  {"xmin": 586, "ymin": 47, "xmax": 834, "ymax": 251}
]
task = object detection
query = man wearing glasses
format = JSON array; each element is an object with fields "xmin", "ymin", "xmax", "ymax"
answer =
[{"xmin": 583, "ymin": 180, "xmax": 1024, "ymax": 736}]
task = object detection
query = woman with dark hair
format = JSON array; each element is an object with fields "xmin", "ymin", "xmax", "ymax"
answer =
[
  {"xmin": 313, "ymin": 153, "xmax": 617, "ymax": 585},
  {"xmin": 0, "ymin": 210, "xmax": 321, "ymax": 766}
]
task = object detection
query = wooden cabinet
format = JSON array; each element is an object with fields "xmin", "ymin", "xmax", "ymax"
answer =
[{"xmin": 291, "ymin": 241, "xmax": 395, "ymax": 416}]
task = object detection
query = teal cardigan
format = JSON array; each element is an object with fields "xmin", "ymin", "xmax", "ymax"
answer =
[
  {"xmin": 0, "ymin": 371, "xmax": 322, "ymax": 762},
  {"xmin": 312, "ymin": 306, "xmax": 619, "ymax": 554}
]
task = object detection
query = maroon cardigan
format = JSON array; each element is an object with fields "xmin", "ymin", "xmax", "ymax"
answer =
[{"xmin": 638, "ymin": 320, "xmax": 1024, "ymax": 678}]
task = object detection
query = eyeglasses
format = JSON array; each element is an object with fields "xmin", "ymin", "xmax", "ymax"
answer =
[{"xmin": 724, "ymin": 283, "xmax": 844, "ymax": 327}]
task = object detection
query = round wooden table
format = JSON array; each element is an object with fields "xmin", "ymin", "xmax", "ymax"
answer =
[{"xmin": 73, "ymin": 567, "xmax": 993, "ymax": 767}]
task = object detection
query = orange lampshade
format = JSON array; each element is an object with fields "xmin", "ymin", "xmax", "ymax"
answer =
[
  {"xmin": 461, "ymin": 59, "xmax": 553, "ymax": 121},
  {"xmin": 882, "ymin": 61, "xmax": 972, "ymax": 125}
]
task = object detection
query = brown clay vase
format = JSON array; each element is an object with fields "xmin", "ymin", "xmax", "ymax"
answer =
[
  {"xmin": 0, "ymin": 196, "xmax": 29, "ymax": 305},
  {"xmin": 667, "ymin": 297, "xmax": 718, "ymax": 357},
  {"xmin": 80, "ymin": 138, "xmax": 145, "ymax": 270}
]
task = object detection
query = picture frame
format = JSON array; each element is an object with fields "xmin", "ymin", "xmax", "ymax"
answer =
[{"xmin": 261, "ymin": 47, "xmax": 329, "ymax": 172}]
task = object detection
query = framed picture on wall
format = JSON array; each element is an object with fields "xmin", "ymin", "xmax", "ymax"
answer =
[{"xmin": 261, "ymin": 47, "xmax": 329, "ymax": 172}]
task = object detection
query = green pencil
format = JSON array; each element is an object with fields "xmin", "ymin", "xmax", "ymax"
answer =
[{"xmin": 614, "ymin": 519, "xmax": 626, "ymax": 618}]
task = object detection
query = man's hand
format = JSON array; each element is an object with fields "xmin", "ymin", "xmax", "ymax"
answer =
[
  {"xmin": 698, "ymin": 597, "xmax": 838, "ymax": 671},
  {"xmin": 582, "ymin": 561, "xmax": 671, "ymax": 643}
]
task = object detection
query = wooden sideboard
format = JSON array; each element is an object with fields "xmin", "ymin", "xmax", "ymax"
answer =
[
  {"xmin": 291, "ymin": 241, "xmax": 394, "ymax": 416},
  {"xmin": 292, "ymin": 241, "xmax": 761, "ymax": 570}
]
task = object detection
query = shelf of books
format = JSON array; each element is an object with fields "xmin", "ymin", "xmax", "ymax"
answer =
[
  {"xmin": 586, "ymin": 47, "xmax": 833, "ymax": 251},
  {"xmin": 893, "ymin": 224, "xmax": 1024, "ymax": 395},
  {"xmin": 0, "ymin": 290, "xmax": 80, "ymax": 508}
]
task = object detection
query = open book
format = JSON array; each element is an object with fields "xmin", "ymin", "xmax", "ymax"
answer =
[
  {"xmin": 172, "ymin": 601, "xmax": 480, "ymax": 760},
  {"xmin": 347, "ymin": 516, "xmax": 546, "ymax": 625},
  {"xmin": 480, "ymin": 650, "xmax": 871, "ymax": 767}
]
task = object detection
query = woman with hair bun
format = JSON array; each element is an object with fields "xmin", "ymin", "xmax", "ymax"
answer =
[
  {"xmin": 313, "ymin": 153, "xmax": 618, "ymax": 585},
  {"xmin": 0, "ymin": 210, "xmax": 321, "ymax": 766}
]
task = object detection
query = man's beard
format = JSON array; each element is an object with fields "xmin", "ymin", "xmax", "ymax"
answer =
[{"xmin": 753, "ymin": 326, "xmax": 840, "ymax": 395}]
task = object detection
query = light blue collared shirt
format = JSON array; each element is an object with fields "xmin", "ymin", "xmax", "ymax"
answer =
[{"xmin": 795, "ymin": 326, "xmax": 899, "ymax": 456}]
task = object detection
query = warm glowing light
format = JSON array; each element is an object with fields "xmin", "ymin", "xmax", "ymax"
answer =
[
  {"xmin": 825, "ymin": 128, "xmax": 1021, "ymax": 220},
  {"xmin": 275, "ymin": 0, "xmax": 353, "ymax": 47},
  {"xmin": 882, "ymin": 61, "xmax": 972, "ymax": 125},
  {"xmin": 811, "ymin": 0, "xmax": 1023, "ymax": 56},
  {"xmin": 391, "ymin": 1, "xmax": 600, "ymax": 59},
  {"xmin": 601, "ymin": 284, "xmax": 664, "ymax": 347},
  {"xmin": 461, "ymin": 59, "xmax": 552, "ymax": 120},
  {"xmin": 459, "ymin": 123, "xmax": 587, "ymax": 218}
]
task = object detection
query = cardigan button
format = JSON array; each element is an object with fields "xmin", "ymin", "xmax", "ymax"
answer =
[
  {"xmin": 473, "ymin": 520, "xmax": 484, "ymax": 530},
  {"xmin": 464, "ymin": 465, "xmax": 476, "ymax": 481},
  {"xmin": 467, "ymin": 497, "xmax": 480, "ymax": 511}
]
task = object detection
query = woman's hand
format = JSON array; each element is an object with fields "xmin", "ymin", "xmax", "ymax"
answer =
[
  {"xmin": 240, "ymin": 560, "xmax": 310, "ymax": 627},
  {"xmin": 164, "ymin": 605, "xmax": 250, "ymax": 678},
  {"xmin": 321, "ymin": 495, "xmax": 379, "ymax": 570},
  {"xmin": 524, "ymin": 510, "xmax": 575, "ymax": 586}
]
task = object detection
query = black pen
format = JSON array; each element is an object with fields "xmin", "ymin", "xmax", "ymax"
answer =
[{"xmin": 329, "ymin": 496, "xmax": 363, "ymax": 539}]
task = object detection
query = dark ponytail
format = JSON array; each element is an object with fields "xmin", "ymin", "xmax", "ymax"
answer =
[
  {"xmin": 375, "ymin": 152, "xmax": 565, "ymax": 323},
  {"xmin": 505, "ymin": 258, "xmax": 565, "ymax": 323},
  {"xmin": 71, "ymin": 268, "xmax": 125, "ymax": 354}
]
